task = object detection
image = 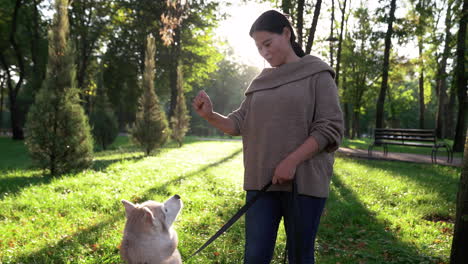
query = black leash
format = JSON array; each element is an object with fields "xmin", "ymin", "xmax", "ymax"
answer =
[
  {"xmin": 290, "ymin": 179, "xmax": 302, "ymax": 264},
  {"xmin": 281, "ymin": 179, "xmax": 302, "ymax": 264},
  {"xmin": 188, "ymin": 180, "xmax": 273, "ymax": 259}
]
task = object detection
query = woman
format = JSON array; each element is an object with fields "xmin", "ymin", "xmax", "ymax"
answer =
[{"xmin": 192, "ymin": 10, "xmax": 343, "ymax": 264}]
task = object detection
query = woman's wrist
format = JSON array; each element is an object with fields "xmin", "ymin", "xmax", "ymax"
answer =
[
  {"xmin": 202, "ymin": 111, "xmax": 216, "ymax": 121},
  {"xmin": 284, "ymin": 154, "xmax": 301, "ymax": 168}
]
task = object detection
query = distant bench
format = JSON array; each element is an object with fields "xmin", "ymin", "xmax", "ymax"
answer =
[
  {"xmin": 0, "ymin": 128, "xmax": 12, "ymax": 136},
  {"xmin": 368, "ymin": 128, "xmax": 453, "ymax": 163}
]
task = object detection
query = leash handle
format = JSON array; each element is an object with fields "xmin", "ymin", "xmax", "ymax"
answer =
[{"xmin": 188, "ymin": 181, "xmax": 273, "ymax": 259}]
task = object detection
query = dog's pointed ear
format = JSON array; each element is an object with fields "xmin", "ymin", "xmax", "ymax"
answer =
[
  {"xmin": 121, "ymin": 199, "xmax": 136, "ymax": 217},
  {"xmin": 142, "ymin": 207, "xmax": 155, "ymax": 225}
]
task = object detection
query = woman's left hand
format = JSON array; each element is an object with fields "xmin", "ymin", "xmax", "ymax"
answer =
[{"xmin": 272, "ymin": 158, "xmax": 297, "ymax": 185}]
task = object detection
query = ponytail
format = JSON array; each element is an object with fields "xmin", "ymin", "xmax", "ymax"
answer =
[{"xmin": 291, "ymin": 41, "xmax": 306, "ymax": 57}]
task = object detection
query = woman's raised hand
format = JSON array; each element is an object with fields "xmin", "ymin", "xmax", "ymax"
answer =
[{"xmin": 192, "ymin": 90, "xmax": 214, "ymax": 119}]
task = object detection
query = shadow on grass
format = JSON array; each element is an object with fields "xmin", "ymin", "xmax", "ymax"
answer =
[
  {"xmin": 318, "ymin": 172, "xmax": 442, "ymax": 263},
  {"xmin": 0, "ymin": 172, "xmax": 50, "ymax": 199},
  {"xmin": 91, "ymin": 154, "xmax": 145, "ymax": 171},
  {"xmin": 12, "ymin": 214, "xmax": 122, "ymax": 263},
  {"xmin": 139, "ymin": 148, "xmax": 243, "ymax": 201},
  {"xmin": 0, "ymin": 153, "xmax": 146, "ymax": 199},
  {"xmin": 338, "ymin": 156, "xmax": 458, "ymax": 206},
  {"xmin": 11, "ymin": 147, "xmax": 242, "ymax": 263}
]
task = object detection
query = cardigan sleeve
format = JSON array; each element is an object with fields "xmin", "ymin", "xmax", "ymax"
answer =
[
  {"xmin": 309, "ymin": 71, "xmax": 344, "ymax": 152},
  {"xmin": 227, "ymin": 96, "xmax": 250, "ymax": 136}
]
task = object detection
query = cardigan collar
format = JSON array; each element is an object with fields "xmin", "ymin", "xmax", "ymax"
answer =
[{"xmin": 245, "ymin": 55, "xmax": 335, "ymax": 95}]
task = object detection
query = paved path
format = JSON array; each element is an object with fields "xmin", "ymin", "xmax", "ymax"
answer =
[
  {"xmin": 337, "ymin": 147, "xmax": 462, "ymax": 167},
  {"xmin": 196, "ymin": 137, "xmax": 462, "ymax": 167}
]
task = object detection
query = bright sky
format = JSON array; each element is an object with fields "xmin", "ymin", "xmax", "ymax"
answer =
[
  {"xmin": 215, "ymin": 1, "xmax": 275, "ymax": 69},
  {"xmin": 215, "ymin": 0, "xmax": 419, "ymax": 69}
]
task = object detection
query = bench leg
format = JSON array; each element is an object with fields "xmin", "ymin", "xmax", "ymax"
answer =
[
  {"xmin": 444, "ymin": 145, "xmax": 453, "ymax": 163},
  {"xmin": 431, "ymin": 147, "xmax": 436, "ymax": 164}
]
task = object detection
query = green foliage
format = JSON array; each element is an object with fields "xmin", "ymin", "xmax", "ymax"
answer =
[
  {"xmin": 180, "ymin": 5, "xmax": 223, "ymax": 92},
  {"xmin": 340, "ymin": 6, "xmax": 382, "ymax": 137},
  {"xmin": 170, "ymin": 64, "xmax": 190, "ymax": 147},
  {"xmin": 188, "ymin": 54, "xmax": 259, "ymax": 136},
  {"xmin": 130, "ymin": 35, "xmax": 170, "ymax": 155},
  {"xmin": 24, "ymin": 0, "xmax": 93, "ymax": 175},
  {"xmin": 89, "ymin": 71, "xmax": 119, "ymax": 150}
]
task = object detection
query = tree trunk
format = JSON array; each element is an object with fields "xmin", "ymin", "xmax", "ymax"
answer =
[
  {"xmin": 9, "ymin": 95, "xmax": 24, "ymax": 139},
  {"xmin": 335, "ymin": 0, "xmax": 348, "ymax": 87},
  {"xmin": 352, "ymin": 109, "xmax": 360, "ymax": 139},
  {"xmin": 343, "ymin": 74, "xmax": 350, "ymax": 138},
  {"xmin": 169, "ymin": 26, "xmax": 181, "ymax": 120},
  {"xmin": 305, "ymin": 0, "xmax": 322, "ymax": 54},
  {"xmin": 375, "ymin": 0, "xmax": 396, "ymax": 129},
  {"xmin": 436, "ymin": 0, "xmax": 453, "ymax": 138},
  {"xmin": 452, "ymin": 0, "xmax": 467, "ymax": 153},
  {"xmin": 447, "ymin": 78, "xmax": 456, "ymax": 137},
  {"xmin": 329, "ymin": 0, "xmax": 335, "ymax": 68},
  {"xmin": 31, "ymin": 0, "xmax": 44, "ymax": 94},
  {"xmin": 297, "ymin": 0, "xmax": 305, "ymax": 45},
  {"xmin": 281, "ymin": 0, "xmax": 292, "ymax": 15},
  {"xmin": 450, "ymin": 129, "xmax": 468, "ymax": 263},
  {"xmin": 0, "ymin": 0, "xmax": 25, "ymax": 140},
  {"xmin": 0, "ymin": 74, "xmax": 4, "ymax": 128},
  {"xmin": 418, "ymin": 38, "xmax": 425, "ymax": 129}
]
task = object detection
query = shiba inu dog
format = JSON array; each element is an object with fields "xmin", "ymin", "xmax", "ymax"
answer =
[{"xmin": 121, "ymin": 195, "xmax": 183, "ymax": 264}]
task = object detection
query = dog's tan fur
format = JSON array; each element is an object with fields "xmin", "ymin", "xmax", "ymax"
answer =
[{"xmin": 121, "ymin": 196, "xmax": 182, "ymax": 264}]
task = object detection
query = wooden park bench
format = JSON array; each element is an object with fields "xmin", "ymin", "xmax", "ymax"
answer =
[{"xmin": 368, "ymin": 128, "xmax": 453, "ymax": 164}]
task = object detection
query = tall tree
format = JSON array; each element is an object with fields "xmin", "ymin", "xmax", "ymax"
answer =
[
  {"xmin": 435, "ymin": 0, "xmax": 455, "ymax": 138},
  {"xmin": 89, "ymin": 68, "xmax": 118, "ymax": 150},
  {"xmin": 25, "ymin": 0, "xmax": 93, "ymax": 175},
  {"xmin": 342, "ymin": 6, "xmax": 380, "ymax": 138},
  {"xmin": 297, "ymin": 0, "xmax": 305, "ymax": 45},
  {"xmin": 450, "ymin": 129, "xmax": 468, "ymax": 262},
  {"xmin": 101, "ymin": 0, "xmax": 220, "ymax": 130},
  {"xmin": 305, "ymin": 0, "xmax": 322, "ymax": 54},
  {"xmin": 329, "ymin": 0, "xmax": 336, "ymax": 67},
  {"xmin": 452, "ymin": 0, "xmax": 467, "ymax": 152},
  {"xmin": 375, "ymin": 0, "xmax": 397, "ymax": 129},
  {"xmin": 69, "ymin": 0, "xmax": 115, "ymax": 112},
  {"xmin": 0, "ymin": 0, "xmax": 48, "ymax": 140},
  {"xmin": 408, "ymin": 0, "xmax": 435, "ymax": 129},
  {"xmin": 335, "ymin": 0, "xmax": 349, "ymax": 87},
  {"xmin": 29, "ymin": 0, "xmax": 47, "ymax": 95},
  {"xmin": 0, "ymin": 72, "xmax": 4, "ymax": 129},
  {"xmin": 0, "ymin": 0, "xmax": 25, "ymax": 139},
  {"xmin": 170, "ymin": 64, "xmax": 190, "ymax": 147},
  {"xmin": 160, "ymin": 0, "xmax": 187, "ymax": 120},
  {"xmin": 130, "ymin": 35, "xmax": 170, "ymax": 156}
]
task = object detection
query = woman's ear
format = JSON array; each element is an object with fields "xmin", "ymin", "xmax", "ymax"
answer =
[{"xmin": 282, "ymin": 26, "xmax": 291, "ymax": 39}]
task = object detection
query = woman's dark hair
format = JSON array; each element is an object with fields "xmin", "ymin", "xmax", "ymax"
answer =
[{"xmin": 249, "ymin": 10, "xmax": 306, "ymax": 57}]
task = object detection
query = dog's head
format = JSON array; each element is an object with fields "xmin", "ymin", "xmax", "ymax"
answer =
[{"xmin": 121, "ymin": 195, "xmax": 183, "ymax": 233}]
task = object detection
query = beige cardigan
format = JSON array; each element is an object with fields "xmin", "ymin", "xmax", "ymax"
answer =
[{"xmin": 227, "ymin": 55, "xmax": 344, "ymax": 197}]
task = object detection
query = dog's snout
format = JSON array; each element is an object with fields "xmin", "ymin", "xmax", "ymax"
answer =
[{"xmin": 174, "ymin": 194, "xmax": 181, "ymax": 200}]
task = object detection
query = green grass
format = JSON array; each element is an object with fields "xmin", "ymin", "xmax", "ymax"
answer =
[
  {"xmin": 0, "ymin": 136, "xmax": 460, "ymax": 263},
  {"xmin": 341, "ymin": 137, "xmax": 463, "ymax": 159}
]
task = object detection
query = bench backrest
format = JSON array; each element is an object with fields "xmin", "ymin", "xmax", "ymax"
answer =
[{"xmin": 374, "ymin": 128, "xmax": 436, "ymax": 143}]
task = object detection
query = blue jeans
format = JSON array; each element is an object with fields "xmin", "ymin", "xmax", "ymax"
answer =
[{"xmin": 244, "ymin": 191, "xmax": 326, "ymax": 264}]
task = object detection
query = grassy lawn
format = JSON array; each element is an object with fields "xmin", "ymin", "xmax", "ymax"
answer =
[{"xmin": 0, "ymin": 136, "xmax": 460, "ymax": 263}]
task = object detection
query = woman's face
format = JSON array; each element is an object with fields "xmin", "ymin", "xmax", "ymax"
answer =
[{"xmin": 252, "ymin": 28, "xmax": 291, "ymax": 67}]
